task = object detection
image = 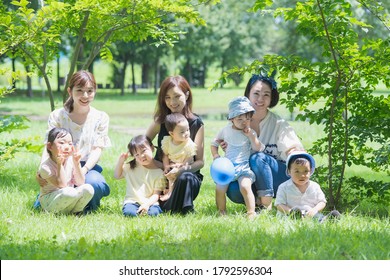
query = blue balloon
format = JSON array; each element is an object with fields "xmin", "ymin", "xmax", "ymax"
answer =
[{"xmin": 210, "ymin": 157, "xmax": 235, "ymax": 185}]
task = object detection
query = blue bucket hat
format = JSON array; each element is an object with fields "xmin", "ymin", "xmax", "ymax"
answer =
[
  {"xmin": 228, "ymin": 96, "xmax": 255, "ymax": 119},
  {"xmin": 286, "ymin": 151, "xmax": 316, "ymax": 176}
]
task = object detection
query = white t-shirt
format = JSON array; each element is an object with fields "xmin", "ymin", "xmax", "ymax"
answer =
[
  {"xmin": 275, "ymin": 178, "xmax": 327, "ymax": 209},
  {"xmin": 45, "ymin": 107, "xmax": 111, "ymax": 161},
  {"xmin": 122, "ymin": 163, "xmax": 167, "ymax": 205},
  {"xmin": 259, "ymin": 110, "xmax": 303, "ymax": 161},
  {"xmin": 211, "ymin": 124, "xmax": 262, "ymax": 164}
]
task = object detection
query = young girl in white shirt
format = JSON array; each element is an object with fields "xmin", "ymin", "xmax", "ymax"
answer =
[{"xmin": 114, "ymin": 135, "xmax": 166, "ymax": 217}]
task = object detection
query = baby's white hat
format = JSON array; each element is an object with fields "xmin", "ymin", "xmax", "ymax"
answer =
[
  {"xmin": 286, "ymin": 151, "xmax": 316, "ymax": 176},
  {"xmin": 228, "ymin": 96, "xmax": 255, "ymax": 119}
]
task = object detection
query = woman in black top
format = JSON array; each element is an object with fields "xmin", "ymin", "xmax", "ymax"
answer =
[{"xmin": 146, "ymin": 75, "xmax": 204, "ymax": 214}]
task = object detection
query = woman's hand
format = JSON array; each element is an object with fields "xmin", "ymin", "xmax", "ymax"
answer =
[
  {"xmin": 218, "ymin": 140, "xmax": 228, "ymax": 152},
  {"xmin": 35, "ymin": 172, "xmax": 47, "ymax": 187}
]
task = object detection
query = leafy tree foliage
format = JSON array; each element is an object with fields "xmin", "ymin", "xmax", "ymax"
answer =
[
  {"xmin": 0, "ymin": 0, "xmax": 211, "ymax": 168},
  {"xmin": 1, "ymin": 0, "xmax": 209, "ymax": 110},
  {"xmin": 214, "ymin": 0, "xmax": 390, "ymax": 209}
]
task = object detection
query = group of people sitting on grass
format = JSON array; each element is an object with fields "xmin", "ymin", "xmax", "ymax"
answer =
[{"xmin": 34, "ymin": 70, "xmax": 340, "ymax": 221}]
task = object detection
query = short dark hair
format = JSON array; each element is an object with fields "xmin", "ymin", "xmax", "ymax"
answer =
[
  {"xmin": 164, "ymin": 113, "xmax": 188, "ymax": 132},
  {"xmin": 244, "ymin": 74, "xmax": 279, "ymax": 108}
]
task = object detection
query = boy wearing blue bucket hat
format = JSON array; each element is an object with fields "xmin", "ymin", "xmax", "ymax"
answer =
[
  {"xmin": 275, "ymin": 151, "xmax": 340, "ymax": 221},
  {"xmin": 211, "ymin": 96, "xmax": 264, "ymax": 218}
]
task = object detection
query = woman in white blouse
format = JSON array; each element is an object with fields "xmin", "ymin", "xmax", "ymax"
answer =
[
  {"xmin": 35, "ymin": 70, "xmax": 111, "ymax": 212},
  {"xmin": 226, "ymin": 73, "xmax": 304, "ymax": 211}
]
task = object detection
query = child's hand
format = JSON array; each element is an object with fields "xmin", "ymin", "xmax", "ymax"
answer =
[
  {"xmin": 137, "ymin": 204, "xmax": 149, "ymax": 215},
  {"xmin": 119, "ymin": 152, "xmax": 129, "ymax": 162},
  {"xmin": 56, "ymin": 152, "xmax": 67, "ymax": 165},
  {"xmin": 165, "ymin": 167, "xmax": 179, "ymax": 182},
  {"xmin": 305, "ymin": 207, "xmax": 318, "ymax": 218},
  {"xmin": 162, "ymin": 188, "xmax": 169, "ymax": 195},
  {"xmin": 72, "ymin": 146, "xmax": 82, "ymax": 163},
  {"xmin": 160, "ymin": 192, "xmax": 171, "ymax": 201},
  {"xmin": 242, "ymin": 127, "xmax": 256, "ymax": 138}
]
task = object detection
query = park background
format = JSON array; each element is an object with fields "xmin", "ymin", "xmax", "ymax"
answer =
[{"xmin": 1, "ymin": 0, "xmax": 389, "ymax": 260}]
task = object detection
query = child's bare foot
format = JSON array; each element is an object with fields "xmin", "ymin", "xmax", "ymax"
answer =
[
  {"xmin": 247, "ymin": 211, "xmax": 257, "ymax": 220},
  {"xmin": 219, "ymin": 210, "xmax": 227, "ymax": 216}
]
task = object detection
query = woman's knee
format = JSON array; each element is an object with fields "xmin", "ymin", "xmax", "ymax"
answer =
[
  {"xmin": 177, "ymin": 172, "xmax": 197, "ymax": 182},
  {"xmin": 177, "ymin": 172, "xmax": 201, "ymax": 194},
  {"xmin": 85, "ymin": 171, "xmax": 110, "ymax": 197},
  {"xmin": 226, "ymin": 181, "xmax": 245, "ymax": 204},
  {"xmin": 249, "ymin": 152, "xmax": 268, "ymax": 168}
]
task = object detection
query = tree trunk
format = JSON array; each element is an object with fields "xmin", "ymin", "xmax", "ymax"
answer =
[
  {"xmin": 25, "ymin": 65, "xmax": 33, "ymax": 98},
  {"xmin": 64, "ymin": 11, "xmax": 90, "ymax": 103},
  {"xmin": 120, "ymin": 57, "xmax": 128, "ymax": 96},
  {"xmin": 11, "ymin": 57, "xmax": 16, "ymax": 90},
  {"xmin": 57, "ymin": 56, "xmax": 61, "ymax": 92},
  {"xmin": 131, "ymin": 60, "xmax": 136, "ymax": 95},
  {"xmin": 154, "ymin": 55, "xmax": 160, "ymax": 95},
  {"xmin": 142, "ymin": 63, "xmax": 150, "ymax": 89}
]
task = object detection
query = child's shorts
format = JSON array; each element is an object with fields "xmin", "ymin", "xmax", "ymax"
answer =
[{"xmin": 233, "ymin": 161, "xmax": 256, "ymax": 183}]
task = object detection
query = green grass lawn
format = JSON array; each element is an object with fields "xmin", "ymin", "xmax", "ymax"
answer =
[{"xmin": 0, "ymin": 89, "xmax": 389, "ymax": 260}]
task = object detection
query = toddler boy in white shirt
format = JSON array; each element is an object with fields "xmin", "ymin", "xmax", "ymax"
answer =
[{"xmin": 275, "ymin": 151, "xmax": 340, "ymax": 221}]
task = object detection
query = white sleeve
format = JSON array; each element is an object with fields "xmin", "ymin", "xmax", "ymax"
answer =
[{"xmin": 277, "ymin": 120, "xmax": 304, "ymax": 160}]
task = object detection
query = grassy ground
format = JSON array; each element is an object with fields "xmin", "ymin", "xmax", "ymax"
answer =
[{"xmin": 0, "ymin": 89, "xmax": 389, "ymax": 260}]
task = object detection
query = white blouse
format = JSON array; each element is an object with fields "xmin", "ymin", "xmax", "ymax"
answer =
[
  {"xmin": 259, "ymin": 110, "xmax": 304, "ymax": 161},
  {"xmin": 45, "ymin": 107, "xmax": 111, "ymax": 161}
]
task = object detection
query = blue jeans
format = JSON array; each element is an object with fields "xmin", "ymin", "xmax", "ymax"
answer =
[
  {"xmin": 122, "ymin": 203, "xmax": 163, "ymax": 217},
  {"xmin": 33, "ymin": 163, "xmax": 110, "ymax": 212},
  {"xmin": 82, "ymin": 163, "xmax": 110, "ymax": 212},
  {"xmin": 226, "ymin": 152, "xmax": 289, "ymax": 204}
]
